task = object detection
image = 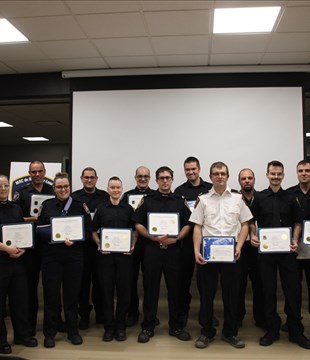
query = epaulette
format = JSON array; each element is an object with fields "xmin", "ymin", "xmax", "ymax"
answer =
[
  {"xmin": 231, "ymin": 189, "xmax": 240, "ymax": 194},
  {"xmin": 198, "ymin": 190, "xmax": 209, "ymax": 196}
]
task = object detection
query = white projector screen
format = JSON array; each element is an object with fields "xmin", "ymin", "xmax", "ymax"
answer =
[{"xmin": 72, "ymin": 87, "xmax": 303, "ymax": 193}]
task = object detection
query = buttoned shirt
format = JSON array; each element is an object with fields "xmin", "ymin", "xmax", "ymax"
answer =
[{"xmin": 189, "ymin": 186, "xmax": 252, "ymax": 238}]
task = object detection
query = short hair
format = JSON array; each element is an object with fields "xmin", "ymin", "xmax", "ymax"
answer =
[
  {"xmin": 53, "ymin": 172, "xmax": 70, "ymax": 184},
  {"xmin": 297, "ymin": 159, "xmax": 310, "ymax": 168},
  {"xmin": 108, "ymin": 176, "xmax": 122, "ymax": 184},
  {"xmin": 155, "ymin": 166, "xmax": 174, "ymax": 179},
  {"xmin": 81, "ymin": 167, "xmax": 97, "ymax": 177},
  {"xmin": 184, "ymin": 156, "xmax": 200, "ymax": 169},
  {"xmin": 238, "ymin": 168, "xmax": 255, "ymax": 181},
  {"xmin": 29, "ymin": 160, "xmax": 45, "ymax": 171},
  {"xmin": 135, "ymin": 166, "xmax": 150, "ymax": 176},
  {"xmin": 267, "ymin": 160, "xmax": 284, "ymax": 172},
  {"xmin": 210, "ymin": 161, "xmax": 229, "ymax": 176},
  {"xmin": 0, "ymin": 174, "xmax": 9, "ymax": 182}
]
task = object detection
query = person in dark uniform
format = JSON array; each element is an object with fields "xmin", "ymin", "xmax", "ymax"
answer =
[
  {"xmin": 13, "ymin": 160, "xmax": 54, "ymax": 336},
  {"xmin": 174, "ymin": 156, "xmax": 212, "ymax": 327},
  {"xmin": 72, "ymin": 167, "xmax": 109, "ymax": 329},
  {"xmin": 37, "ymin": 172, "xmax": 91, "ymax": 348},
  {"xmin": 0, "ymin": 175, "xmax": 38, "ymax": 354},
  {"xmin": 92, "ymin": 176, "xmax": 136, "ymax": 342},
  {"xmin": 121, "ymin": 166, "xmax": 156, "ymax": 327},
  {"xmin": 133, "ymin": 166, "xmax": 192, "ymax": 343},
  {"xmin": 251, "ymin": 160, "xmax": 310, "ymax": 349},
  {"xmin": 237, "ymin": 168, "xmax": 265, "ymax": 328}
]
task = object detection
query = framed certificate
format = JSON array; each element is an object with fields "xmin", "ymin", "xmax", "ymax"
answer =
[
  {"xmin": 202, "ymin": 236, "xmax": 235, "ymax": 263},
  {"xmin": 1, "ymin": 222, "xmax": 34, "ymax": 248},
  {"xmin": 186, "ymin": 200, "xmax": 196, "ymax": 213},
  {"xmin": 30, "ymin": 194, "xmax": 54, "ymax": 216},
  {"xmin": 100, "ymin": 228, "xmax": 132, "ymax": 253},
  {"xmin": 51, "ymin": 215, "xmax": 85, "ymax": 243},
  {"xmin": 128, "ymin": 194, "xmax": 144, "ymax": 209},
  {"xmin": 302, "ymin": 220, "xmax": 310, "ymax": 245},
  {"xmin": 258, "ymin": 227, "xmax": 291, "ymax": 253},
  {"xmin": 148, "ymin": 212, "xmax": 179, "ymax": 237}
]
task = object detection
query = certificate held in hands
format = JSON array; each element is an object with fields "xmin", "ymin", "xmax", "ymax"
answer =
[
  {"xmin": 51, "ymin": 215, "xmax": 85, "ymax": 243},
  {"xmin": 148, "ymin": 212, "xmax": 179, "ymax": 237},
  {"xmin": 258, "ymin": 227, "xmax": 291, "ymax": 253},
  {"xmin": 202, "ymin": 236, "xmax": 235, "ymax": 263},
  {"xmin": 100, "ymin": 228, "xmax": 132, "ymax": 253},
  {"xmin": 302, "ymin": 220, "xmax": 310, "ymax": 245},
  {"xmin": 1, "ymin": 222, "xmax": 34, "ymax": 249}
]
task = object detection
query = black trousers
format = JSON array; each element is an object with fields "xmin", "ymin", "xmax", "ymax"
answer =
[
  {"xmin": 141, "ymin": 242, "xmax": 181, "ymax": 332},
  {"xmin": 237, "ymin": 241, "xmax": 265, "ymax": 325},
  {"xmin": 197, "ymin": 261, "xmax": 241, "ymax": 338},
  {"xmin": 298, "ymin": 259, "xmax": 310, "ymax": 313},
  {"xmin": 96, "ymin": 252, "xmax": 133, "ymax": 331},
  {"xmin": 0, "ymin": 257, "xmax": 31, "ymax": 343},
  {"xmin": 258, "ymin": 253, "xmax": 304, "ymax": 337},
  {"xmin": 41, "ymin": 244, "xmax": 83, "ymax": 338}
]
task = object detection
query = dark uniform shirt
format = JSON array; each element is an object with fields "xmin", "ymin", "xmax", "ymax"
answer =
[
  {"xmin": 13, "ymin": 182, "xmax": 54, "ymax": 217},
  {"xmin": 174, "ymin": 178, "xmax": 212, "ymax": 202},
  {"xmin": 72, "ymin": 188, "xmax": 109, "ymax": 213},
  {"xmin": 252, "ymin": 187, "xmax": 302, "ymax": 228},
  {"xmin": 132, "ymin": 190, "xmax": 191, "ymax": 233},
  {"xmin": 286, "ymin": 184, "xmax": 309, "ymax": 220}
]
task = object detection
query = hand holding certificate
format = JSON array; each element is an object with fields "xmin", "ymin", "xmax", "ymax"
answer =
[
  {"xmin": 148, "ymin": 213, "xmax": 180, "ymax": 237},
  {"xmin": 100, "ymin": 228, "xmax": 132, "ymax": 253},
  {"xmin": 51, "ymin": 216, "xmax": 85, "ymax": 243},
  {"xmin": 202, "ymin": 236, "xmax": 235, "ymax": 263},
  {"xmin": 1, "ymin": 222, "xmax": 34, "ymax": 249},
  {"xmin": 258, "ymin": 227, "xmax": 291, "ymax": 253}
]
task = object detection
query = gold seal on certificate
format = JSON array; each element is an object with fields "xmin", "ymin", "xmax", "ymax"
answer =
[
  {"xmin": 201, "ymin": 236, "xmax": 235, "ymax": 263},
  {"xmin": 30, "ymin": 194, "xmax": 54, "ymax": 216},
  {"xmin": 147, "ymin": 213, "xmax": 180, "ymax": 237},
  {"xmin": 258, "ymin": 227, "xmax": 291, "ymax": 253},
  {"xmin": 51, "ymin": 216, "xmax": 85, "ymax": 243},
  {"xmin": 100, "ymin": 228, "xmax": 132, "ymax": 253},
  {"xmin": 302, "ymin": 221, "xmax": 310, "ymax": 245},
  {"xmin": 1, "ymin": 222, "xmax": 34, "ymax": 249}
]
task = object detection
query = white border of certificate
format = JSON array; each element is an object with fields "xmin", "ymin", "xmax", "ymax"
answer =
[
  {"xmin": 100, "ymin": 228, "xmax": 132, "ymax": 253},
  {"xmin": 128, "ymin": 194, "xmax": 144, "ymax": 209},
  {"xmin": 30, "ymin": 194, "xmax": 54, "ymax": 216},
  {"xmin": 258, "ymin": 227, "xmax": 291, "ymax": 253},
  {"xmin": 302, "ymin": 220, "xmax": 310, "ymax": 245},
  {"xmin": 1, "ymin": 222, "xmax": 34, "ymax": 248},
  {"xmin": 148, "ymin": 212, "xmax": 179, "ymax": 237},
  {"xmin": 51, "ymin": 215, "xmax": 85, "ymax": 243},
  {"xmin": 201, "ymin": 236, "xmax": 235, "ymax": 263}
]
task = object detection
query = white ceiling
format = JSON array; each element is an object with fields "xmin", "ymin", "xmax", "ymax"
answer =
[{"xmin": 0, "ymin": 0, "xmax": 310, "ymax": 74}]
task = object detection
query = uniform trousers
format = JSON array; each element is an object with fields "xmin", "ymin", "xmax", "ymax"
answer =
[
  {"xmin": 142, "ymin": 242, "xmax": 181, "ymax": 332},
  {"xmin": 238, "ymin": 241, "xmax": 265, "ymax": 325},
  {"xmin": 258, "ymin": 253, "xmax": 304, "ymax": 337},
  {"xmin": 41, "ymin": 244, "xmax": 83, "ymax": 338},
  {"xmin": 0, "ymin": 257, "xmax": 31, "ymax": 343},
  {"xmin": 298, "ymin": 260, "xmax": 310, "ymax": 313},
  {"xmin": 197, "ymin": 261, "xmax": 241, "ymax": 338},
  {"xmin": 96, "ymin": 252, "xmax": 132, "ymax": 331}
]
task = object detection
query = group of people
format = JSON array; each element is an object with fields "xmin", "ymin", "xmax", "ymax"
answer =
[{"xmin": 1, "ymin": 157, "xmax": 310, "ymax": 355}]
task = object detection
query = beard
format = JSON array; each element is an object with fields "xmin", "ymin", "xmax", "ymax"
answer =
[{"xmin": 242, "ymin": 185, "xmax": 253, "ymax": 192}]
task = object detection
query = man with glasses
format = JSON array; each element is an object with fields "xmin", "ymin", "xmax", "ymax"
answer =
[
  {"xmin": 72, "ymin": 167, "xmax": 109, "ymax": 329},
  {"xmin": 190, "ymin": 161, "xmax": 252, "ymax": 349},
  {"xmin": 13, "ymin": 160, "xmax": 54, "ymax": 336},
  {"xmin": 121, "ymin": 166, "xmax": 156, "ymax": 327},
  {"xmin": 133, "ymin": 166, "xmax": 191, "ymax": 343}
]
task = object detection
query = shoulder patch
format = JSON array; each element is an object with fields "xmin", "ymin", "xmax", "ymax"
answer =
[
  {"xmin": 83, "ymin": 203, "xmax": 90, "ymax": 214},
  {"xmin": 12, "ymin": 192, "xmax": 20, "ymax": 202},
  {"xmin": 194, "ymin": 197, "xmax": 200, "ymax": 208}
]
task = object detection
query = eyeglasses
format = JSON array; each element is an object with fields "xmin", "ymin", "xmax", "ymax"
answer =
[
  {"xmin": 30, "ymin": 170, "xmax": 44, "ymax": 175},
  {"xmin": 83, "ymin": 176, "xmax": 96, "ymax": 180},
  {"xmin": 211, "ymin": 172, "xmax": 228, "ymax": 177},
  {"xmin": 136, "ymin": 175, "xmax": 150, "ymax": 179},
  {"xmin": 157, "ymin": 176, "xmax": 172, "ymax": 181},
  {"xmin": 54, "ymin": 185, "xmax": 70, "ymax": 190},
  {"xmin": 0, "ymin": 184, "xmax": 9, "ymax": 189}
]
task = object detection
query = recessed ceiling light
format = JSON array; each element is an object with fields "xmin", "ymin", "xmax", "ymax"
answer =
[
  {"xmin": 0, "ymin": 18, "xmax": 29, "ymax": 43},
  {"xmin": 0, "ymin": 122, "xmax": 13, "ymax": 127},
  {"xmin": 22, "ymin": 137, "xmax": 49, "ymax": 142},
  {"xmin": 213, "ymin": 7, "xmax": 281, "ymax": 34}
]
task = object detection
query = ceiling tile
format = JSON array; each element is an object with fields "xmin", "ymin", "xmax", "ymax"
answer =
[
  {"xmin": 66, "ymin": 1, "xmax": 140, "ymax": 14},
  {"xmin": 8, "ymin": 60, "xmax": 61, "ymax": 73},
  {"xmin": 210, "ymin": 53, "xmax": 263, "ymax": 65},
  {"xmin": 157, "ymin": 54, "xmax": 208, "ymax": 66},
  {"xmin": 144, "ymin": 10, "xmax": 210, "ymax": 36},
  {"xmin": 141, "ymin": 1, "xmax": 212, "ymax": 11},
  {"xmin": 0, "ymin": 43, "xmax": 49, "ymax": 61},
  {"xmin": 0, "ymin": 1, "xmax": 69, "ymax": 17},
  {"xmin": 93, "ymin": 37, "xmax": 153, "ymax": 56},
  {"xmin": 212, "ymin": 34, "xmax": 271, "ymax": 53},
  {"xmin": 262, "ymin": 52, "xmax": 310, "ymax": 64},
  {"xmin": 0, "ymin": 62, "xmax": 15, "ymax": 74},
  {"xmin": 105, "ymin": 56, "xmax": 157, "ymax": 68},
  {"xmin": 268, "ymin": 33, "xmax": 310, "ymax": 52},
  {"xmin": 276, "ymin": 6, "xmax": 310, "ymax": 32},
  {"xmin": 55, "ymin": 57, "xmax": 108, "ymax": 70},
  {"xmin": 152, "ymin": 35, "xmax": 209, "ymax": 55}
]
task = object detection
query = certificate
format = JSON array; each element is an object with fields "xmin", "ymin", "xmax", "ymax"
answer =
[
  {"xmin": 128, "ymin": 194, "xmax": 144, "ymax": 209},
  {"xmin": 30, "ymin": 194, "xmax": 54, "ymax": 216},
  {"xmin": 258, "ymin": 227, "xmax": 291, "ymax": 253},
  {"xmin": 1, "ymin": 222, "xmax": 34, "ymax": 248},
  {"xmin": 51, "ymin": 216, "xmax": 85, "ymax": 243},
  {"xmin": 302, "ymin": 220, "xmax": 310, "ymax": 245},
  {"xmin": 186, "ymin": 200, "xmax": 196, "ymax": 213},
  {"xmin": 148, "ymin": 212, "xmax": 179, "ymax": 237},
  {"xmin": 202, "ymin": 236, "xmax": 235, "ymax": 263},
  {"xmin": 100, "ymin": 228, "xmax": 132, "ymax": 252}
]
